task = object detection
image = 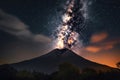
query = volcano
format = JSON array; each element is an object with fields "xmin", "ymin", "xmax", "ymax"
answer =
[{"xmin": 11, "ymin": 48, "xmax": 114, "ymax": 74}]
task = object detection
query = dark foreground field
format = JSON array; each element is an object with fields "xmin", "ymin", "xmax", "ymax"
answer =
[{"xmin": 0, "ymin": 63, "xmax": 120, "ymax": 80}]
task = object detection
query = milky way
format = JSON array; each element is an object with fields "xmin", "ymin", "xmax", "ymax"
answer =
[{"xmin": 54, "ymin": 0, "xmax": 88, "ymax": 49}]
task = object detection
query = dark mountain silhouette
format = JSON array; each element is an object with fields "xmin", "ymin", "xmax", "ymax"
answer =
[{"xmin": 11, "ymin": 48, "xmax": 115, "ymax": 74}]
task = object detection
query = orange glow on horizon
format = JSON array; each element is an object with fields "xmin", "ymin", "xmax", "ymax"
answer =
[
  {"xmin": 86, "ymin": 56, "xmax": 118, "ymax": 68},
  {"xmin": 77, "ymin": 47, "xmax": 120, "ymax": 68}
]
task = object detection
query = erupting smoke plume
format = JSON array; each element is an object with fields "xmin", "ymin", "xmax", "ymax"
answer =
[{"xmin": 54, "ymin": 0, "xmax": 87, "ymax": 49}]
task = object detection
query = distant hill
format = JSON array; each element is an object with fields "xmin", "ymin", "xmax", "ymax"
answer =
[{"xmin": 11, "ymin": 48, "xmax": 116, "ymax": 74}]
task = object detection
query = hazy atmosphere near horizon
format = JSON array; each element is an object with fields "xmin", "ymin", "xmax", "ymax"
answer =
[{"xmin": 0, "ymin": 0, "xmax": 120, "ymax": 68}]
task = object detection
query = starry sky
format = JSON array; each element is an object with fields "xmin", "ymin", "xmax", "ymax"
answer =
[{"xmin": 0, "ymin": 0, "xmax": 120, "ymax": 68}]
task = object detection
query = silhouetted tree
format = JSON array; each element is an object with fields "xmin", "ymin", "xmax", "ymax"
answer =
[{"xmin": 116, "ymin": 62, "xmax": 120, "ymax": 69}]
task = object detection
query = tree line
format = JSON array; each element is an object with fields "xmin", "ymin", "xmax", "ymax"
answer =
[{"xmin": 0, "ymin": 62, "xmax": 120, "ymax": 80}]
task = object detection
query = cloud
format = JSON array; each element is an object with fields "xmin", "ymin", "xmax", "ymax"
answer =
[
  {"xmin": 85, "ymin": 45, "xmax": 113, "ymax": 53},
  {"xmin": 0, "ymin": 10, "xmax": 29, "ymax": 35},
  {"xmin": 0, "ymin": 9, "xmax": 53, "ymax": 64},
  {"xmin": 83, "ymin": 31, "xmax": 120, "ymax": 53},
  {"xmin": 0, "ymin": 9, "xmax": 51, "ymax": 43},
  {"xmin": 85, "ymin": 46, "xmax": 101, "ymax": 53},
  {"xmin": 101, "ymin": 38, "xmax": 120, "ymax": 46},
  {"xmin": 90, "ymin": 32, "xmax": 108, "ymax": 43},
  {"xmin": 34, "ymin": 35, "xmax": 51, "ymax": 43}
]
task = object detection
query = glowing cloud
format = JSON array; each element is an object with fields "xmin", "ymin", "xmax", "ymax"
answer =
[
  {"xmin": 91, "ymin": 32, "xmax": 108, "ymax": 43},
  {"xmin": 86, "ymin": 46, "xmax": 101, "ymax": 53}
]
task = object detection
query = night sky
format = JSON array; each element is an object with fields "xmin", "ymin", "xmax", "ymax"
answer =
[{"xmin": 0, "ymin": 0, "xmax": 120, "ymax": 68}]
